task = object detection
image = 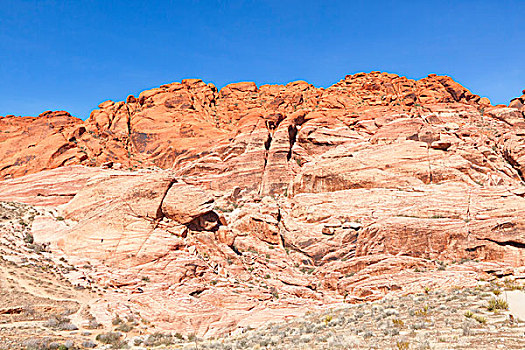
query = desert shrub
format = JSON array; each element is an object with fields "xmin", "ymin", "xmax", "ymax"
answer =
[
  {"xmin": 60, "ymin": 322, "xmax": 78, "ymax": 331},
  {"xmin": 24, "ymin": 339, "xmax": 72, "ymax": 350},
  {"xmin": 47, "ymin": 342, "xmax": 60, "ymax": 349},
  {"xmin": 44, "ymin": 315, "xmax": 77, "ymax": 331},
  {"xmin": 24, "ymin": 232, "xmax": 34, "ymax": 244},
  {"xmin": 414, "ymin": 305, "xmax": 429, "ymax": 317},
  {"xmin": 95, "ymin": 332, "xmax": 121, "ymax": 344},
  {"xmin": 86, "ymin": 318, "xmax": 102, "ymax": 329},
  {"xmin": 28, "ymin": 243, "xmax": 47, "ymax": 253},
  {"xmin": 143, "ymin": 332, "xmax": 175, "ymax": 347},
  {"xmin": 487, "ymin": 297, "xmax": 508, "ymax": 311},
  {"xmin": 24, "ymin": 337, "xmax": 51, "ymax": 350},
  {"xmin": 82, "ymin": 340, "xmax": 96, "ymax": 348},
  {"xmin": 396, "ymin": 340, "xmax": 410, "ymax": 350},
  {"xmin": 362, "ymin": 331, "xmax": 373, "ymax": 338},
  {"xmin": 112, "ymin": 315, "xmax": 123, "ymax": 325},
  {"xmin": 473, "ymin": 315, "xmax": 487, "ymax": 324},
  {"xmin": 115, "ymin": 322, "xmax": 134, "ymax": 332},
  {"xmin": 392, "ymin": 318, "xmax": 405, "ymax": 327},
  {"xmin": 323, "ymin": 315, "xmax": 333, "ymax": 325}
]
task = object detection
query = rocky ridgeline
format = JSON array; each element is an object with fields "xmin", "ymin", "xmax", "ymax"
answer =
[
  {"xmin": 0, "ymin": 73, "xmax": 524, "ymax": 346},
  {"xmin": 1, "ymin": 73, "xmax": 524, "ymax": 186}
]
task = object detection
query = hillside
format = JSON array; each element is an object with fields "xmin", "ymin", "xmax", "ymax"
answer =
[{"xmin": 0, "ymin": 72, "xmax": 524, "ymax": 348}]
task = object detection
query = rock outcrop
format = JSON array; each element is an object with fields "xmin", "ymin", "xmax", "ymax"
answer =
[
  {"xmin": 3, "ymin": 73, "xmax": 524, "ymax": 193},
  {"xmin": 0, "ymin": 72, "xmax": 524, "ymax": 337}
]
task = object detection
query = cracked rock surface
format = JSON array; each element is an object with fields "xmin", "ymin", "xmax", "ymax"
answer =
[{"xmin": 0, "ymin": 72, "xmax": 524, "ymax": 347}]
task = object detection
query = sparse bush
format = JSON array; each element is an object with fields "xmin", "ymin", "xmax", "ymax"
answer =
[
  {"xmin": 392, "ymin": 318, "xmax": 405, "ymax": 327},
  {"xmin": 474, "ymin": 315, "xmax": 487, "ymax": 324},
  {"xmin": 28, "ymin": 243, "xmax": 47, "ymax": 253},
  {"xmin": 112, "ymin": 315, "xmax": 123, "ymax": 325},
  {"xmin": 143, "ymin": 332, "xmax": 175, "ymax": 347},
  {"xmin": 96, "ymin": 332, "xmax": 123, "ymax": 346},
  {"xmin": 414, "ymin": 305, "xmax": 429, "ymax": 317},
  {"xmin": 86, "ymin": 318, "xmax": 102, "ymax": 329},
  {"xmin": 82, "ymin": 340, "xmax": 96, "ymax": 348},
  {"xmin": 43, "ymin": 315, "xmax": 77, "ymax": 331},
  {"xmin": 464, "ymin": 310, "xmax": 474, "ymax": 318},
  {"xmin": 487, "ymin": 297, "xmax": 508, "ymax": 311},
  {"xmin": 24, "ymin": 338, "xmax": 52, "ymax": 350},
  {"xmin": 115, "ymin": 322, "xmax": 134, "ymax": 332},
  {"xmin": 396, "ymin": 340, "xmax": 410, "ymax": 350},
  {"xmin": 319, "ymin": 315, "xmax": 332, "ymax": 327},
  {"xmin": 24, "ymin": 232, "xmax": 34, "ymax": 244}
]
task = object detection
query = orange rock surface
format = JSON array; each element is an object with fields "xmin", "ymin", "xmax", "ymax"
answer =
[{"xmin": 1, "ymin": 72, "xmax": 524, "ymax": 336}]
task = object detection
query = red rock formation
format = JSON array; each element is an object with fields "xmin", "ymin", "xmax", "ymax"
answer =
[
  {"xmin": 3, "ymin": 72, "xmax": 523, "ymax": 189},
  {"xmin": 0, "ymin": 111, "xmax": 84, "ymax": 178},
  {"xmin": 0, "ymin": 73, "xmax": 524, "ymax": 336}
]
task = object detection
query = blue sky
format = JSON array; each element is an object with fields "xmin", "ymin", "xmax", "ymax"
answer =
[{"xmin": 1, "ymin": 0, "xmax": 524, "ymax": 119}]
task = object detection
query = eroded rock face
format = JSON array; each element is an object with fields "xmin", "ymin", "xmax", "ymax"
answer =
[
  {"xmin": 3, "ymin": 73, "xmax": 524, "ymax": 193},
  {"xmin": 0, "ymin": 73, "xmax": 524, "ymax": 337},
  {"xmin": 161, "ymin": 183, "xmax": 215, "ymax": 225},
  {"xmin": 0, "ymin": 111, "xmax": 85, "ymax": 178}
]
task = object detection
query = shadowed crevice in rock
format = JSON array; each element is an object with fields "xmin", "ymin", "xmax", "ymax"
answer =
[
  {"xmin": 502, "ymin": 149, "xmax": 525, "ymax": 183},
  {"xmin": 478, "ymin": 237, "xmax": 525, "ymax": 249},
  {"xmin": 230, "ymin": 244, "xmax": 243, "ymax": 256},
  {"xmin": 263, "ymin": 132, "xmax": 272, "ymax": 152},
  {"xmin": 189, "ymin": 288, "xmax": 206, "ymax": 297},
  {"xmin": 160, "ymin": 181, "xmax": 220, "ymax": 232},
  {"xmin": 186, "ymin": 211, "xmax": 220, "ymax": 232},
  {"xmin": 259, "ymin": 132, "xmax": 273, "ymax": 195},
  {"xmin": 287, "ymin": 124, "xmax": 297, "ymax": 161},
  {"xmin": 156, "ymin": 177, "xmax": 178, "ymax": 220},
  {"xmin": 125, "ymin": 104, "xmax": 133, "ymax": 136}
]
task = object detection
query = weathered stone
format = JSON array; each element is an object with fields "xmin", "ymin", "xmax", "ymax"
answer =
[{"xmin": 161, "ymin": 182, "xmax": 215, "ymax": 224}]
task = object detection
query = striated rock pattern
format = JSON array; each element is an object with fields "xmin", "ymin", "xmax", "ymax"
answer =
[
  {"xmin": 2, "ymin": 73, "xmax": 524, "ymax": 190},
  {"xmin": 0, "ymin": 72, "xmax": 524, "ymax": 337}
]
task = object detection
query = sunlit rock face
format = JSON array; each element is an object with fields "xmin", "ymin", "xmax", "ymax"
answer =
[{"xmin": 0, "ymin": 72, "xmax": 524, "ymax": 336}]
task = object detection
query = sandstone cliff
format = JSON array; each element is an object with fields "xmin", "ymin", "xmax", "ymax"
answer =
[{"xmin": 0, "ymin": 72, "xmax": 524, "ymax": 338}]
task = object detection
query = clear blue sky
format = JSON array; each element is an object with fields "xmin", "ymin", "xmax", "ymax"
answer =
[{"xmin": 1, "ymin": 0, "xmax": 524, "ymax": 119}]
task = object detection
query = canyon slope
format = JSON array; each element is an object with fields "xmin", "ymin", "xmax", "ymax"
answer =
[{"xmin": 0, "ymin": 72, "xmax": 525, "ymax": 346}]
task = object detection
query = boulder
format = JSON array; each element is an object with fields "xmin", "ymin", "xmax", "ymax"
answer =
[{"xmin": 161, "ymin": 183, "xmax": 215, "ymax": 224}]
